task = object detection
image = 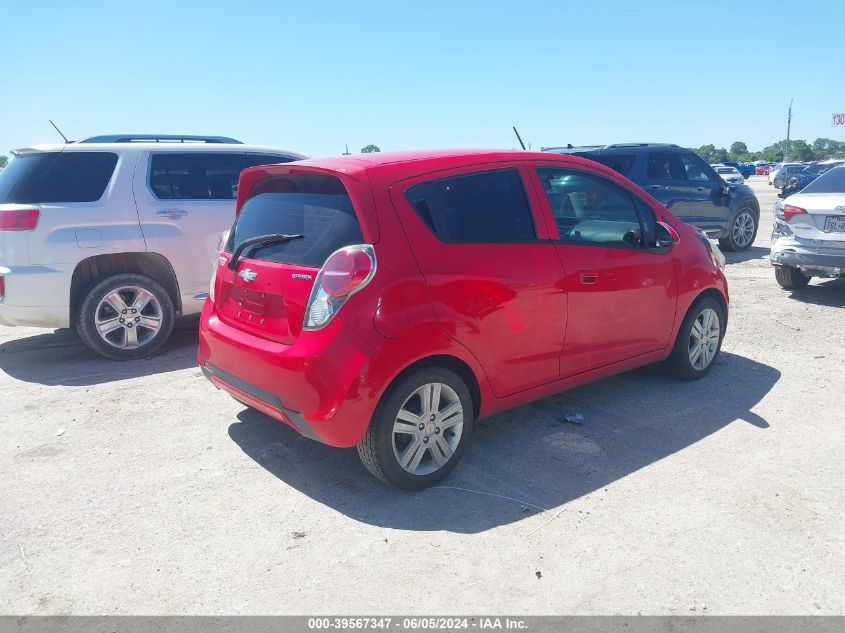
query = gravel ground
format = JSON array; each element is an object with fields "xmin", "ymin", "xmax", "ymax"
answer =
[{"xmin": 1, "ymin": 176, "xmax": 843, "ymax": 615}]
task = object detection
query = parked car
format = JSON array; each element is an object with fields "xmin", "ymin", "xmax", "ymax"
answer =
[
  {"xmin": 0, "ymin": 134, "xmax": 306, "ymax": 359},
  {"xmin": 805, "ymin": 159, "xmax": 845, "ymax": 175},
  {"xmin": 721, "ymin": 161, "xmax": 755, "ymax": 179},
  {"xmin": 771, "ymin": 163, "xmax": 803, "ymax": 188},
  {"xmin": 756, "ymin": 164, "xmax": 772, "ymax": 176},
  {"xmin": 778, "ymin": 171, "xmax": 818, "ymax": 199},
  {"xmin": 771, "ymin": 166, "xmax": 845, "ymax": 289},
  {"xmin": 543, "ymin": 143, "xmax": 761, "ymax": 251},
  {"xmin": 714, "ymin": 165, "xmax": 745, "ymax": 184},
  {"xmin": 198, "ymin": 149, "xmax": 729, "ymax": 489}
]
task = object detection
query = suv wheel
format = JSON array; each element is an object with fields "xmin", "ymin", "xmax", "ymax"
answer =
[
  {"xmin": 667, "ymin": 297, "xmax": 725, "ymax": 381},
  {"xmin": 719, "ymin": 206, "xmax": 758, "ymax": 252},
  {"xmin": 775, "ymin": 266, "xmax": 811, "ymax": 290},
  {"xmin": 357, "ymin": 367, "xmax": 474, "ymax": 490},
  {"xmin": 77, "ymin": 273, "xmax": 175, "ymax": 360}
]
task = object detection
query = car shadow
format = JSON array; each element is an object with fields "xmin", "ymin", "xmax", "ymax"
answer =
[
  {"xmin": 724, "ymin": 246, "xmax": 768, "ymax": 265},
  {"xmin": 786, "ymin": 278, "xmax": 845, "ymax": 308},
  {"xmin": 227, "ymin": 351, "xmax": 779, "ymax": 534},
  {"xmin": 0, "ymin": 316, "xmax": 199, "ymax": 386}
]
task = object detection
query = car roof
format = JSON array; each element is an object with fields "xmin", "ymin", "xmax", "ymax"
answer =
[
  {"xmin": 543, "ymin": 143, "xmax": 682, "ymax": 154},
  {"xmin": 12, "ymin": 142, "xmax": 307, "ymax": 158}
]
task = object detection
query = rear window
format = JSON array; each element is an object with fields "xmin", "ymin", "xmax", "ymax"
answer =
[
  {"xmin": 0, "ymin": 152, "xmax": 118, "ymax": 203},
  {"xmin": 800, "ymin": 166, "xmax": 845, "ymax": 194},
  {"xmin": 404, "ymin": 169, "xmax": 536, "ymax": 243},
  {"xmin": 225, "ymin": 173, "xmax": 363, "ymax": 268}
]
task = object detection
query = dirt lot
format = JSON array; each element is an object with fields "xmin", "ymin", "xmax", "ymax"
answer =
[{"xmin": 1, "ymin": 177, "xmax": 843, "ymax": 615}]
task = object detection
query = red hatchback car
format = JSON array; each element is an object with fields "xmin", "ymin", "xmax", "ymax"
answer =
[{"xmin": 198, "ymin": 150, "xmax": 728, "ymax": 489}]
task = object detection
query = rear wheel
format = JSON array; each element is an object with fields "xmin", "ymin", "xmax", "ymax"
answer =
[
  {"xmin": 719, "ymin": 206, "xmax": 758, "ymax": 252},
  {"xmin": 667, "ymin": 297, "xmax": 725, "ymax": 381},
  {"xmin": 77, "ymin": 273, "xmax": 175, "ymax": 360},
  {"xmin": 357, "ymin": 367, "xmax": 474, "ymax": 490},
  {"xmin": 775, "ymin": 266, "xmax": 811, "ymax": 290}
]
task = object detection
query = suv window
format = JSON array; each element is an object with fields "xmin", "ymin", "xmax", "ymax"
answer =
[
  {"xmin": 404, "ymin": 169, "xmax": 535, "ymax": 243},
  {"xmin": 242, "ymin": 153, "xmax": 299, "ymax": 168},
  {"xmin": 150, "ymin": 153, "xmax": 244, "ymax": 200},
  {"xmin": 536, "ymin": 167, "xmax": 645, "ymax": 247},
  {"xmin": 576, "ymin": 153, "xmax": 635, "ymax": 176},
  {"xmin": 681, "ymin": 154, "xmax": 715, "ymax": 182},
  {"xmin": 224, "ymin": 173, "xmax": 363, "ymax": 268},
  {"xmin": 647, "ymin": 152, "xmax": 686, "ymax": 180},
  {"xmin": 0, "ymin": 152, "xmax": 118, "ymax": 203}
]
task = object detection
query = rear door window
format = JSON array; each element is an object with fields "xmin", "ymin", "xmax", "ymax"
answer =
[
  {"xmin": 242, "ymin": 153, "xmax": 300, "ymax": 168},
  {"xmin": 647, "ymin": 152, "xmax": 687, "ymax": 181},
  {"xmin": 225, "ymin": 173, "xmax": 363, "ymax": 268},
  {"xmin": 150, "ymin": 153, "xmax": 244, "ymax": 200},
  {"xmin": 588, "ymin": 154, "xmax": 635, "ymax": 176},
  {"xmin": 404, "ymin": 169, "xmax": 536, "ymax": 243},
  {"xmin": 0, "ymin": 152, "xmax": 118, "ymax": 203}
]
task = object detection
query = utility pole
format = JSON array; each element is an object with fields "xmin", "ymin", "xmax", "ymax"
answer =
[{"xmin": 785, "ymin": 99, "xmax": 793, "ymax": 162}]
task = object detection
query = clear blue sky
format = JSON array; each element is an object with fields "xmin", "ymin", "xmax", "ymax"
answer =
[{"xmin": 2, "ymin": 0, "xmax": 843, "ymax": 157}]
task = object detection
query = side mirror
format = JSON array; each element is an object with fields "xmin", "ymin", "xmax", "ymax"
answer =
[
  {"xmin": 655, "ymin": 221, "xmax": 680, "ymax": 248},
  {"xmin": 721, "ymin": 184, "xmax": 732, "ymax": 196}
]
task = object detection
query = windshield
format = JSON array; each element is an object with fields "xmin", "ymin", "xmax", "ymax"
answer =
[{"xmin": 799, "ymin": 166, "xmax": 845, "ymax": 194}]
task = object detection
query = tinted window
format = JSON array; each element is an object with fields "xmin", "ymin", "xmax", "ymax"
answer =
[
  {"xmin": 404, "ymin": 169, "xmax": 535, "ymax": 243},
  {"xmin": 800, "ymin": 166, "xmax": 845, "ymax": 194},
  {"xmin": 647, "ymin": 152, "xmax": 686, "ymax": 180},
  {"xmin": 224, "ymin": 173, "xmax": 363, "ymax": 268},
  {"xmin": 242, "ymin": 153, "xmax": 299, "ymax": 168},
  {"xmin": 151, "ymin": 153, "xmax": 243, "ymax": 200},
  {"xmin": 681, "ymin": 154, "xmax": 716, "ymax": 182},
  {"xmin": 577, "ymin": 153, "xmax": 635, "ymax": 176},
  {"xmin": 0, "ymin": 152, "xmax": 118, "ymax": 203},
  {"xmin": 537, "ymin": 167, "xmax": 644, "ymax": 247}
]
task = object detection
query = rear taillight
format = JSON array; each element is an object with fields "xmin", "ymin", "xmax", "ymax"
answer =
[
  {"xmin": 0, "ymin": 209, "xmax": 40, "ymax": 231},
  {"xmin": 783, "ymin": 205, "xmax": 808, "ymax": 221},
  {"xmin": 0, "ymin": 275, "xmax": 5, "ymax": 302},
  {"xmin": 304, "ymin": 245, "xmax": 376, "ymax": 329}
]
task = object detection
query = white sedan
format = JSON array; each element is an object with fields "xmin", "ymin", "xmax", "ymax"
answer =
[
  {"xmin": 771, "ymin": 166, "xmax": 845, "ymax": 289},
  {"xmin": 714, "ymin": 165, "xmax": 744, "ymax": 184}
]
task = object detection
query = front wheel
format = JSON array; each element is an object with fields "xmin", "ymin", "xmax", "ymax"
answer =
[
  {"xmin": 667, "ymin": 297, "xmax": 725, "ymax": 381},
  {"xmin": 775, "ymin": 266, "xmax": 811, "ymax": 290},
  {"xmin": 357, "ymin": 367, "xmax": 474, "ymax": 490},
  {"xmin": 77, "ymin": 273, "xmax": 175, "ymax": 360},
  {"xmin": 719, "ymin": 207, "xmax": 758, "ymax": 252}
]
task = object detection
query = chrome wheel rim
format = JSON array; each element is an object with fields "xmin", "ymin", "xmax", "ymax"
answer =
[
  {"xmin": 732, "ymin": 211, "xmax": 755, "ymax": 248},
  {"xmin": 392, "ymin": 382, "xmax": 464, "ymax": 476},
  {"xmin": 688, "ymin": 308, "xmax": 720, "ymax": 371},
  {"xmin": 95, "ymin": 286, "xmax": 163, "ymax": 350}
]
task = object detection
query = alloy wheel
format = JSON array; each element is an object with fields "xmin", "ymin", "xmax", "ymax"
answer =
[
  {"xmin": 392, "ymin": 382, "xmax": 464, "ymax": 476},
  {"xmin": 94, "ymin": 286, "xmax": 163, "ymax": 349},
  {"xmin": 688, "ymin": 308, "xmax": 720, "ymax": 371},
  {"xmin": 732, "ymin": 211, "xmax": 756, "ymax": 248}
]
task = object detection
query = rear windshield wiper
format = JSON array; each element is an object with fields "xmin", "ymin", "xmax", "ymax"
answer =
[{"xmin": 228, "ymin": 233, "xmax": 304, "ymax": 270}]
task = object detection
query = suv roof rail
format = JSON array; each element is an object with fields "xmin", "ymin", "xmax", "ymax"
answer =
[
  {"xmin": 542, "ymin": 142, "xmax": 681, "ymax": 152},
  {"xmin": 77, "ymin": 134, "xmax": 243, "ymax": 144}
]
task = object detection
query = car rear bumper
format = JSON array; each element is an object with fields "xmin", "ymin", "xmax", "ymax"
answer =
[
  {"xmin": 771, "ymin": 236, "xmax": 845, "ymax": 277},
  {"xmin": 197, "ymin": 301, "xmax": 380, "ymax": 448}
]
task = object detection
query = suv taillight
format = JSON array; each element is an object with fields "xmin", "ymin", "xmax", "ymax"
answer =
[
  {"xmin": 783, "ymin": 205, "xmax": 808, "ymax": 221},
  {"xmin": 304, "ymin": 245, "xmax": 376, "ymax": 329},
  {"xmin": 0, "ymin": 209, "xmax": 40, "ymax": 231}
]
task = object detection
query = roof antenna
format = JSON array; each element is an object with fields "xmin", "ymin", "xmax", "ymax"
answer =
[
  {"xmin": 49, "ymin": 120, "xmax": 69, "ymax": 143},
  {"xmin": 513, "ymin": 126, "xmax": 526, "ymax": 150}
]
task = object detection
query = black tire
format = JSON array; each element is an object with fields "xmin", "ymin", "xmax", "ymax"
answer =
[
  {"xmin": 718, "ymin": 205, "xmax": 759, "ymax": 252},
  {"xmin": 357, "ymin": 367, "xmax": 474, "ymax": 490},
  {"xmin": 775, "ymin": 266, "xmax": 811, "ymax": 290},
  {"xmin": 76, "ymin": 273, "xmax": 175, "ymax": 360},
  {"xmin": 667, "ymin": 296, "xmax": 726, "ymax": 381}
]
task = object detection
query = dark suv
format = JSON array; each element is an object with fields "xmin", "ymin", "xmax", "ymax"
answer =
[{"xmin": 544, "ymin": 143, "xmax": 760, "ymax": 251}]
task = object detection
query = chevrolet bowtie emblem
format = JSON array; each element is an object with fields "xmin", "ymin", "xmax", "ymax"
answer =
[{"xmin": 238, "ymin": 269, "xmax": 258, "ymax": 282}]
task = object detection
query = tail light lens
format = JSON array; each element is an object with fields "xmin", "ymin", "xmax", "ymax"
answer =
[
  {"xmin": 0, "ymin": 209, "xmax": 40, "ymax": 231},
  {"xmin": 0, "ymin": 275, "xmax": 5, "ymax": 302},
  {"xmin": 783, "ymin": 205, "xmax": 808, "ymax": 221},
  {"xmin": 304, "ymin": 245, "xmax": 376, "ymax": 329}
]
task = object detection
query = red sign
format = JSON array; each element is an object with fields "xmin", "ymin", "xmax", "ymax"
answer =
[{"xmin": 833, "ymin": 113, "xmax": 845, "ymax": 127}]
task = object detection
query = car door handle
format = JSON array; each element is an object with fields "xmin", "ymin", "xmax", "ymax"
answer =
[
  {"xmin": 579, "ymin": 270, "xmax": 598, "ymax": 285},
  {"xmin": 696, "ymin": 187, "xmax": 708, "ymax": 192},
  {"xmin": 649, "ymin": 184, "xmax": 664, "ymax": 190},
  {"xmin": 157, "ymin": 208, "xmax": 189, "ymax": 218}
]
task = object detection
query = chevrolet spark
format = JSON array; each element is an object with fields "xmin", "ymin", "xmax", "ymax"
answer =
[{"xmin": 198, "ymin": 150, "xmax": 728, "ymax": 490}]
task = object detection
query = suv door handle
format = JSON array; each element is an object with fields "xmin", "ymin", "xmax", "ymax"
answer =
[
  {"xmin": 696, "ymin": 186, "xmax": 708, "ymax": 192},
  {"xmin": 157, "ymin": 209, "xmax": 189, "ymax": 218},
  {"xmin": 579, "ymin": 270, "xmax": 598, "ymax": 285},
  {"xmin": 649, "ymin": 184, "xmax": 663, "ymax": 190}
]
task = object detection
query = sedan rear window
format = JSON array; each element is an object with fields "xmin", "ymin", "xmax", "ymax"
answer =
[
  {"xmin": 225, "ymin": 173, "xmax": 363, "ymax": 268},
  {"xmin": 0, "ymin": 152, "xmax": 118, "ymax": 203},
  {"xmin": 800, "ymin": 166, "xmax": 845, "ymax": 194}
]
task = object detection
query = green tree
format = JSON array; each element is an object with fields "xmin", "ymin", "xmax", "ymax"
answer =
[
  {"xmin": 789, "ymin": 140, "xmax": 813, "ymax": 162},
  {"xmin": 729, "ymin": 141, "xmax": 748, "ymax": 158},
  {"xmin": 0, "ymin": 155, "xmax": 8, "ymax": 169},
  {"xmin": 360, "ymin": 144, "xmax": 381, "ymax": 154}
]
